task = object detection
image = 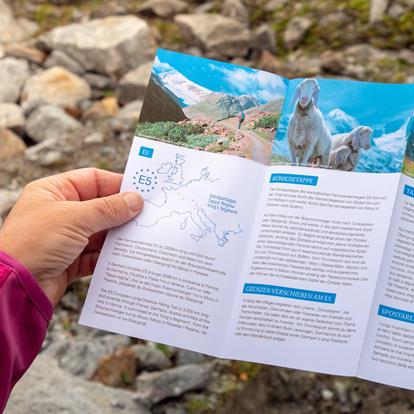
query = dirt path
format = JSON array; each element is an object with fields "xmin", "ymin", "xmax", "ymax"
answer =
[{"xmin": 220, "ymin": 118, "xmax": 272, "ymax": 165}]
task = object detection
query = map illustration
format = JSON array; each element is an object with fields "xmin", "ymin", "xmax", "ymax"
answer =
[{"xmin": 133, "ymin": 154, "xmax": 243, "ymax": 247}]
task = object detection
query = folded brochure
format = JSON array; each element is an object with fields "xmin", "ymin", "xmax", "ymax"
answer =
[{"xmin": 80, "ymin": 49, "xmax": 414, "ymax": 389}]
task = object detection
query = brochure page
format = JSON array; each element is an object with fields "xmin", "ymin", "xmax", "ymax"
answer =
[
  {"xmin": 358, "ymin": 162, "xmax": 414, "ymax": 388},
  {"xmin": 80, "ymin": 137, "xmax": 265, "ymax": 355}
]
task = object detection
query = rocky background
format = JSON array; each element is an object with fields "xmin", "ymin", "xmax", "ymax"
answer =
[{"xmin": 1, "ymin": 0, "xmax": 413, "ymax": 413}]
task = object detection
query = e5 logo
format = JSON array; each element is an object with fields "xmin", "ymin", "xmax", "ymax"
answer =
[{"xmin": 139, "ymin": 146, "xmax": 154, "ymax": 158}]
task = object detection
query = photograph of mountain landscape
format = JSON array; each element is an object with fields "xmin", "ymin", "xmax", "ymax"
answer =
[
  {"xmin": 272, "ymin": 78, "xmax": 414, "ymax": 173},
  {"xmin": 402, "ymin": 114, "xmax": 414, "ymax": 177},
  {"xmin": 137, "ymin": 49, "xmax": 287, "ymax": 165}
]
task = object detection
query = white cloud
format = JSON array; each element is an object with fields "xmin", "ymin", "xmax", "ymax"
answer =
[{"xmin": 208, "ymin": 63, "xmax": 286, "ymax": 103}]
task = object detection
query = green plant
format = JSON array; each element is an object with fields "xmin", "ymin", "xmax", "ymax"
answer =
[
  {"xmin": 254, "ymin": 113, "xmax": 280, "ymax": 129},
  {"xmin": 186, "ymin": 134, "xmax": 221, "ymax": 148},
  {"xmin": 135, "ymin": 122, "xmax": 204, "ymax": 143}
]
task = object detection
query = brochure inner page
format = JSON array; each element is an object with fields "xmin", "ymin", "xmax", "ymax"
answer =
[
  {"xmin": 80, "ymin": 137, "xmax": 265, "ymax": 356},
  {"xmin": 222, "ymin": 78, "xmax": 413, "ymax": 375},
  {"xmin": 358, "ymin": 127, "xmax": 414, "ymax": 389},
  {"xmin": 222, "ymin": 165, "xmax": 400, "ymax": 375}
]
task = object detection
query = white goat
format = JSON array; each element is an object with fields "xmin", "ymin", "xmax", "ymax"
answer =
[
  {"xmin": 329, "ymin": 126, "xmax": 373, "ymax": 171},
  {"xmin": 287, "ymin": 78, "xmax": 332, "ymax": 167}
]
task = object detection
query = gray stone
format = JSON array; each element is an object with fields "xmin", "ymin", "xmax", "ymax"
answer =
[
  {"xmin": 44, "ymin": 334, "xmax": 130, "ymax": 378},
  {"xmin": 0, "ymin": 128, "xmax": 26, "ymax": 161},
  {"xmin": 264, "ymin": 0, "xmax": 288, "ymax": 11},
  {"xmin": 4, "ymin": 44, "xmax": 46, "ymax": 65},
  {"xmin": 0, "ymin": 57, "xmax": 30, "ymax": 103},
  {"xmin": 0, "ymin": 0, "xmax": 38, "ymax": 45},
  {"xmin": 84, "ymin": 73, "xmax": 115, "ymax": 90},
  {"xmin": 4, "ymin": 355, "xmax": 150, "ymax": 414},
  {"xmin": 134, "ymin": 363, "xmax": 213, "ymax": 406},
  {"xmin": 0, "ymin": 188, "xmax": 21, "ymax": 217},
  {"xmin": 110, "ymin": 100, "xmax": 142, "ymax": 132},
  {"xmin": 44, "ymin": 16, "xmax": 156, "ymax": 77},
  {"xmin": 398, "ymin": 49, "xmax": 414, "ymax": 65},
  {"xmin": 252, "ymin": 24, "xmax": 276, "ymax": 54},
  {"xmin": 25, "ymin": 138, "xmax": 68, "ymax": 166},
  {"xmin": 22, "ymin": 66, "xmax": 91, "ymax": 108},
  {"xmin": 175, "ymin": 13, "xmax": 250, "ymax": 57},
  {"xmin": 0, "ymin": 103, "xmax": 25, "ymax": 131},
  {"xmin": 222, "ymin": 0, "xmax": 250, "ymax": 24},
  {"xmin": 117, "ymin": 62, "xmax": 153, "ymax": 104},
  {"xmin": 175, "ymin": 349, "xmax": 207, "ymax": 366},
  {"xmin": 43, "ymin": 50, "xmax": 85, "ymax": 75},
  {"xmin": 137, "ymin": 0, "xmax": 188, "ymax": 18},
  {"xmin": 26, "ymin": 105, "xmax": 81, "ymax": 143},
  {"xmin": 132, "ymin": 344, "xmax": 172, "ymax": 371},
  {"xmin": 84, "ymin": 131, "xmax": 105, "ymax": 144},
  {"xmin": 284, "ymin": 16, "xmax": 312, "ymax": 49},
  {"xmin": 369, "ymin": 0, "xmax": 390, "ymax": 22}
]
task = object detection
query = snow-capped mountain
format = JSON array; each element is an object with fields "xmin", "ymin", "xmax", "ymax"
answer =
[
  {"xmin": 325, "ymin": 108, "xmax": 359, "ymax": 134},
  {"xmin": 355, "ymin": 120, "xmax": 408, "ymax": 173},
  {"xmin": 153, "ymin": 61, "xmax": 212, "ymax": 107},
  {"xmin": 184, "ymin": 93, "xmax": 261, "ymax": 121}
]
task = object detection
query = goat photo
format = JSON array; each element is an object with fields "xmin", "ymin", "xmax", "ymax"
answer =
[{"xmin": 272, "ymin": 77, "xmax": 414, "ymax": 174}]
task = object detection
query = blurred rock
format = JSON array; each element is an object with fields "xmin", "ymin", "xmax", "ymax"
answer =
[
  {"xmin": 175, "ymin": 349, "xmax": 207, "ymax": 366},
  {"xmin": 4, "ymin": 355, "xmax": 150, "ymax": 414},
  {"xmin": 398, "ymin": 49, "xmax": 414, "ymax": 65},
  {"xmin": 44, "ymin": 16, "xmax": 156, "ymax": 77},
  {"xmin": 175, "ymin": 13, "xmax": 250, "ymax": 57},
  {"xmin": 251, "ymin": 24, "xmax": 276, "ymax": 55},
  {"xmin": 370, "ymin": 0, "xmax": 390, "ymax": 22},
  {"xmin": 134, "ymin": 363, "xmax": 213, "ymax": 406},
  {"xmin": 0, "ymin": 103, "xmax": 25, "ymax": 132},
  {"xmin": 111, "ymin": 100, "xmax": 142, "ymax": 132},
  {"xmin": 222, "ymin": 0, "xmax": 250, "ymax": 24},
  {"xmin": 92, "ymin": 347, "xmax": 136, "ymax": 388},
  {"xmin": 84, "ymin": 73, "xmax": 115, "ymax": 90},
  {"xmin": 0, "ymin": 57, "xmax": 30, "ymax": 103},
  {"xmin": 0, "ymin": 128, "xmax": 25, "ymax": 161},
  {"xmin": 264, "ymin": 0, "xmax": 288, "ymax": 11},
  {"xmin": 83, "ymin": 96, "xmax": 119, "ymax": 120},
  {"xmin": 25, "ymin": 138, "xmax": 69, "ymax": 166},
  {"xmin": 258, "ymin": 50, "xmax": 295, "ymax": 78},
  {"xmin": 26, "ymin": 105, "xmax": 81, "ymax": 143},
  {"xmin": 284, "ymin": 16, "xmax": 312, "ymax": 49},
  {"xmin": 0, "ymin": 45, "xmax": 4, "ymax": 59},
  {"xmin": 0, "ymin": 188, "xmax": 21, "ymax": 217},
  {"xmin": 44, "ymin": 50, "xmax": 86, "ymax": 75},
  {"xmin": 84, "ymin": 131, "xmax": 105, "ymax": 144},
  {"xmin": 118, "ymin": 62, "xmax": 153, "ymax": 105},
  {"xmin": 320, "ymin": 50, "xmax": 346, "ymax": 74},
  {"xmin": 137, "ymin": 0, "xmax": 188, "ymax": 18},
  {"xmin": 22, "ymin": 66, "xmax": 91, "ymax": 109},
  {"xmin": 4, "ymin": 44, "xmax": 46, "ymax": 65},
  {"xmin": 0, "ymin": 0, "xmax": 38, "ymax": 45},
  {"xmin": 132, "ymin": 344, "xmax": 172, "ymax": 371},
  {"xmin": 45, "ymin": 334, "xmax": 130, "ymax": 378}
]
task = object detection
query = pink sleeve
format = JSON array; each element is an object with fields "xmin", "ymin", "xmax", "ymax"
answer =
[{"xmin": 0, "ymin": 251, "xmax": 53, "ymax": 412}]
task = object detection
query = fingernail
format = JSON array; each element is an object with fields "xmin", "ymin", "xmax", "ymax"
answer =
[{"xmin": 122, "ymin": 192, "xmax": 143, "ymax": 213}]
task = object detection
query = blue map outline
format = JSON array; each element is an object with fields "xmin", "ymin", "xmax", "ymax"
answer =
[{"xmin": 133, "ymin": 154, "xmax": 243, "ymax": 247}]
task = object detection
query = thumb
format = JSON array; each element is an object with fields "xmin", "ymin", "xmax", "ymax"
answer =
[{"xmin": 78, "ymin": 192, "xmax": 144, "ymax": 235}]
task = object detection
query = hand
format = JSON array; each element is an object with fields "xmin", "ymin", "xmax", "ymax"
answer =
[{"xmin": 0, "ymin": 168, "xmax": 143, "ymax": 306}]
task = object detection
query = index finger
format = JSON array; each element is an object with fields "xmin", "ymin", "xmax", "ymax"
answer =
[{"xmin": 48, "ymin": 168, "xmax": 124, "ymax": 201}]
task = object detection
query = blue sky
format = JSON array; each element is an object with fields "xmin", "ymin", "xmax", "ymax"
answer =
[
  {"xmin": 154, "ymin": 49, "xmax": 287, "ymax": 104},
  {"xmin": 285, "ymin": 78, "xmax": 414, "ymax": 130}
]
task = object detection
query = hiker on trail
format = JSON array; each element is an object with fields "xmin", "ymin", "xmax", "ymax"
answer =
[
  {"xmin": 0, "ymin": 168, "xmax": 144, "ymax": 411},
  {"xmin": 237, "ymin": 111, "xmax": 245, "ymax": 129}
]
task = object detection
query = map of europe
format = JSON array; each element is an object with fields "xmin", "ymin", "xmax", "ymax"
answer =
[{"xmin": 133, "ymin": 154, "xmax": 242, "ymax": 247}]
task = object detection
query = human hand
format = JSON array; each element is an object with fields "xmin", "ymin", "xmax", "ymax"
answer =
[{"xmin": 0, "ymin": 168, "xmax": 143, "ymax": 306}]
